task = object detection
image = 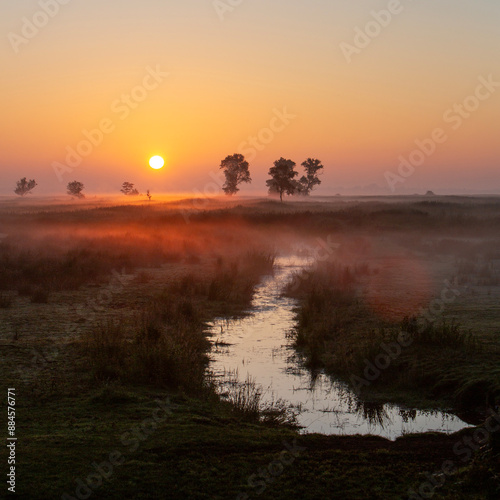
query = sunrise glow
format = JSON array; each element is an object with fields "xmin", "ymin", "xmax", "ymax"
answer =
[
  {"xmin": 149, "ymin": 156, "xmax": 165, "ymax": 170},
  {"xmin": 1, "ymin": 1, "xmax": 499, "ymax": 195},
  {"xmin": 2, "ymin": 3, "xmax": 500, "ymax": 498}
]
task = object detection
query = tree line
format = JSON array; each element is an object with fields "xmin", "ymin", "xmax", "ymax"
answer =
[
  {"xmin": 12, "ymin": 154, "xmax": 323, "ymax": 202},
  {"xmin": 219, "ymin": 154, "xmax": 323, "ymax": 202},
  {"xmin": 13, "ymin": 178, "xmax": 152, "ymax": 201}
]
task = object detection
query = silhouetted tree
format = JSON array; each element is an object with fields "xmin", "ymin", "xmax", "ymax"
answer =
[
  {"xmin": 219, "ymin": 154, "xmax": 251, "ymax": 195},
  {"xmin": 67, "ymin": 181, "xmax": 85, "ymax": 199},
  {"xmin": 146, "ymin": 189, "xmax": 152, "ymax": 201},
  {"xmin": 266, "ymin": 158, "xmax": 298, "ymax": 202},
  {"xmin": 120, "ymin": 182, "xmax": 139, "ymax": 196},
  {"xmin": 14, "ymin": 178, "xmax": 37, "ymax": 196},
  {"xmin": 297, "ymin": 158, "xmax": 323, "ymax": 195}
]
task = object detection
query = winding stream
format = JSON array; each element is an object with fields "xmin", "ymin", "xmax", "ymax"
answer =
[{"xmin": 207, "ymin": 256, "xmax": 471, "ymax": 440}]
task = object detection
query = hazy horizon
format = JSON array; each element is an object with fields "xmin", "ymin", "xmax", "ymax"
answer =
[{"xmin": 2, "ymin": 0, "xmax": 499, "ymax": 196}]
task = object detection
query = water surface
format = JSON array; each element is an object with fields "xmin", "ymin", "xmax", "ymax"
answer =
[{"xmin": 207, "ymin": 256, "xmax": 471, "ymax": 439}]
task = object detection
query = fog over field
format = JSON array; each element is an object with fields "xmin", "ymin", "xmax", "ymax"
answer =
[
  {"xmin": 2, "ymin": 0, "xmax": 500, "ymax": 498},
  {"xmin": 1, "ymin": 195, "xmax": 499, "ymax": 497}
]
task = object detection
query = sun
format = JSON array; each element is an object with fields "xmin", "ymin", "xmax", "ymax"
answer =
[{"xmin": 149, "ymin": 156, "xmax": 165, "ymax": 170}]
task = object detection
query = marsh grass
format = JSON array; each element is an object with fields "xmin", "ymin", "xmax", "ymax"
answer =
[
  {"xmin": 5, "ymin": 199, "xmax": 500, "ymax": 499},
  {"xmin": 401, "ymin": 316, "xmax": 479, "ymax": 351},
  {"xmin": 220, "ymin": 373, "xmax": 297, "ymax": 427},
  {"xmin": 0, "ymin": 246, "xmax": 130, "ymax": 293},
  {"xmin": 221, "ymin": 373, "xmax": 262, "ymax": 419},
  {"xmin": 84, "ymin": 250, "xmax": 276, "ymax": 395},
  {"xmin": 85, "ymin": 319, "xmax": 128, "ymax": 381},
  {"xmin": 287, "ymin": 259, "xmax": 494, "ymax": 410},
  {"xmin": 286, "ymin": 261, "xmax": 370, "ymax": 370},
  {"xmin": 245, "ymin": 250, "xmax": 275, "ymax": 275},
  {"xmin": 85, "ymin": 297, "xmax": 208, "ymax": 393},
  {"xmin": 0, "ymin": 238, "xmax": 183, "ymax": 295},
  {"xmin": 207, "ymin": 272, "xmax": 251, "ymax": 302},
  {"xmin": 166, "ymin": 252, "xmax": 275, "ymax": 309},
  {"xmin": 206, "ymin": 251, "xmax": 275, "ymax": 310}
]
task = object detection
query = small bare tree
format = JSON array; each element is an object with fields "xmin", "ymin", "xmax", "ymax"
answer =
[
  {"xmin": 67, "ymin": 181, "xmax": 85, "ymax": 199},
  {"xmin": 146, "ymin": 189, "xmax": 152, "ymax": 201},
  {"xmin": 14, "ymin": 178, "xmax": 37, "ymax": 196}
]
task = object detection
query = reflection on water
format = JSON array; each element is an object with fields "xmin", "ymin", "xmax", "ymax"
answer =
[{"xmin": 207, "ymin": 256, "xmax": 472, "ymax": 440}]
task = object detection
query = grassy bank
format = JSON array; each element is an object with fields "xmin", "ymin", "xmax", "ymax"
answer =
[
  {"xmin": 286, "ymin": 258, "xmax": 500, "ymax": 414},
  {"xmin": 11, "ymin": 383, "xmax": 500, "ymax": 499}
]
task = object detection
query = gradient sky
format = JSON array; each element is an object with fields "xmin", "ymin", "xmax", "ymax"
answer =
[{"xmin": 1, "ymin": 0, "xmax": 499, "ymax": 196}]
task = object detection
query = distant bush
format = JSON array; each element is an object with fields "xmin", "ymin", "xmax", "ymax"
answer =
[
  {"xmin": 67, "ymin": 180, "xmax": 85, "ymax": 198},
  {"xmin": 14, "ymin": 177, "xmax": 37, "ymax": 196}
]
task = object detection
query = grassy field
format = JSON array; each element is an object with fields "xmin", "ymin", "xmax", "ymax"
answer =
[
  {"xmin": 0, "ymin": 195, "xmax": 499, "ymax": 499},
  {"xmin": 285, "ymin": 203, "xmax": 500, "ymax": 415}
]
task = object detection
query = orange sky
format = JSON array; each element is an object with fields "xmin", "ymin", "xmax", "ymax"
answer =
[{"xmin": 1, "ymin": 0, "xmax": 499, "ymax": 195}]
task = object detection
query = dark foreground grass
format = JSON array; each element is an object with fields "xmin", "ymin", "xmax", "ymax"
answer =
[
  {"xmin": 2, "ymin": 199, "xmax": 500, "ymax": 499},
  {"xmin": 1, "ymin": 267, "xmax": 496, "ymax": 499},
  {"xmin": 6, "ymin": 381, "xmax": 499, "ymax": 500}
]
